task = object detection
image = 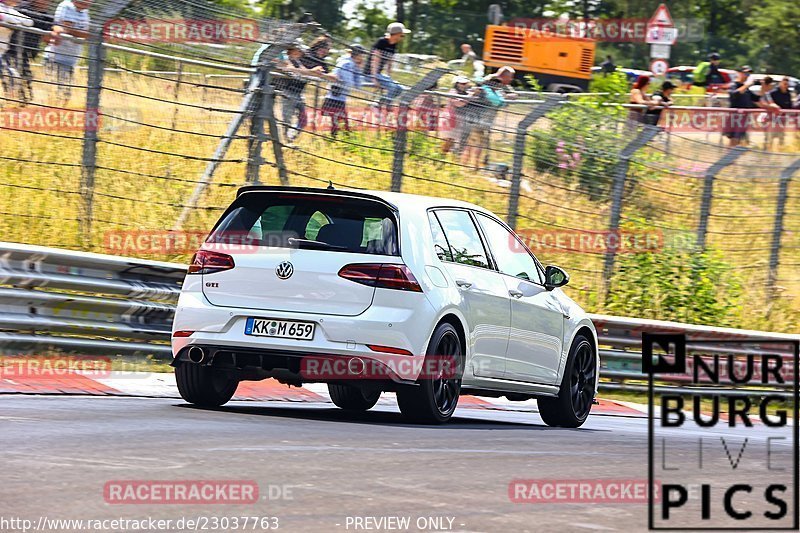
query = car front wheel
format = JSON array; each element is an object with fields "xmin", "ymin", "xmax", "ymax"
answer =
[
  {"xmin": 538, "ymin": 334, "xmax": 596, "ymax": 428},
  {"xmin": 396, "ymin": 322, "xmax": 463, "ymax": 424}
]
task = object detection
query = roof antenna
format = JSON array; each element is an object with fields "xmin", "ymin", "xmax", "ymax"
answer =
[{"xmin": 327, "ymin": 181, "xmax": 335, "ymax": 190}]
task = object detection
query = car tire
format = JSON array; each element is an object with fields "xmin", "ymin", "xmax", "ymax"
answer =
[
  {"xmin": 538, "ymin": 334, "xmax": 596, "ymax": 428},
  {"xmin": 396, "ymin": 322, "xmax": 463, "ymax": 424},
  {"xmin": 328, "ymin": 384, "xmax": 381, "ymax": 411},
  {"xmin": 175, "ymin": 362, "xmax": 238, "ymax": 407}
]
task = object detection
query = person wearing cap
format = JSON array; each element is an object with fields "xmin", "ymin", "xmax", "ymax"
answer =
[
  {"xmin": 276, "ymin": 39, "xmax": 312, "ymax": 142},
  {"xmin": 645, "ymin": 80, "xmax": 676, "ymax": 125},
  {"xmin": 707, "ymin": 52, "xmax": 725, "ymax": 86},
  {"xmin": 441, "ymin": 75, "xmax": 472, "ymax": 155},
  {"xmin": 321, "ymin": 44, "xmax": 367, "ymax": 137},
  {"xmin": 727, "ymin": 66, "xmax": 758, "ymax": 146},
  {"xmin": 367, "ymin": 21, "xmax": 410, "ymax": 109}
]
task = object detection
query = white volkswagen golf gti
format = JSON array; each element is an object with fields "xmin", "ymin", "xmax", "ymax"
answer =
[{"xmin": 171, "ymin": 186, "xmax": 599, "ymax": 425}]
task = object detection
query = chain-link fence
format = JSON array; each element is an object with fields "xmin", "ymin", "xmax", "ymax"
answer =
[{"xmin": 1, "ymin": 1, "xmax": 798, "ymax": 330}]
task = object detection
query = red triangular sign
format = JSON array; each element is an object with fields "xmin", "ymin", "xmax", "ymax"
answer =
[{"xmin": 649, "ymin": 3, "xmax": 674, "ymax": 26}]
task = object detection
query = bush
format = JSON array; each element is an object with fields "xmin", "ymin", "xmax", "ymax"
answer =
[{"xmin": 605, "ymin": 247, "xmax": 743, "ymax": 327}]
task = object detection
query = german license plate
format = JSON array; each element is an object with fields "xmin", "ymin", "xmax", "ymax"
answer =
[{"xmin": 245, "ymin": 318, "xmax": 315, "ymax": 340}]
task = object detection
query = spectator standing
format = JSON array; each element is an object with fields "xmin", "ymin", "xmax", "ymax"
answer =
[
  {"xmin": 645, "ymin": 80, "xmax": 675, "ymax": 126},
  {"xmin": 0, "ymin": 0, "xmax": 32, "ymax": 105},
  {"xmin": 765, "ymin": 76, "xmax": 792, "ymax": 150},
  {"xmin": 320, "ymin": 44, "xmax": 366, "ymax": 137},
  {"xmin": 459, "ymin": 43, "xmax": 477, "ymax": 78},
  {"xmin": 727, "ymin": 65, "xmax": 758, "ymax": 147},
  {"xmin": 441, "ymin": 75, "xmax": 471, "ymax": 155},
  {"xmin": 5, "ymin": 0, "xmax": 60, "ymax": 104},
  {"xmin": 51, "ymin": 0, "xmax": 90, "ymax": 105},
  {"xmin": 628, "ymin": 75, "xmax": 654, "ymax": 124},
  {"xmin": 600, "ymin": 55, "xmax": 615, "ymax": 75},
  {"xmin": 693, "ymin": 52, "xmax": 724, "ymax": 88},
  {"xmin": 276, "ymin": 39, "xmax": 312, "ymax": 142},
  {"xmin": 459, "ymin": 66, "xmax": 517, "ymax": 168},
  {"xmin": 367, "ymin": 22, "xmax": 410, "ymax": 110}
]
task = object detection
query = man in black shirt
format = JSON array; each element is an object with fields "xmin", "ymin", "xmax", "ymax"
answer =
[
  {"xmin": 4, "ymin": 0, "xmax": 61, "ymax": 104},
  {"xmin": 770, "ymin": 77, "xmax": 793, "ymax": 109},
  {"xmin": 765, "ymin": 77, "xmax": 793, "ymax": 149},
  {"xmin": 276, "ymin": 37, "xmax": 335, "ymax": 142},
  {"xmin": 367, "ymin": 21, "xmax": 409, "ymax": 109},
  {"xmin": 727, "ymin": 65, "xmax": 758, "ymax": 146}
]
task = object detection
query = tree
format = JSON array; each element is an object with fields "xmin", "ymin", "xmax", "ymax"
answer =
[{"xmin": 748, "ymin": 0, "xmax": 800, "ymax": 74}]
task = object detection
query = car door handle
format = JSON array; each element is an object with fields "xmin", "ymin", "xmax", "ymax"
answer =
[
  {"xmin": 455, "ymin": 279, "xmax": 473, "ymax": 289},
  {"xmin": 508, "ymin": 289, "xmax": 523, "ymax": 299}
]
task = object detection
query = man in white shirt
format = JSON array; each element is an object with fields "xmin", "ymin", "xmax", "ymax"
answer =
[{"xmin": 52, "ymin": 0, "xmax": 89, "ymax": 104}]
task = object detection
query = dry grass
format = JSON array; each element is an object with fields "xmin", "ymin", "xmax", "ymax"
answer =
[{"xmin": 1, "ymin": 62, "xmax": 798, "ymax": 332}]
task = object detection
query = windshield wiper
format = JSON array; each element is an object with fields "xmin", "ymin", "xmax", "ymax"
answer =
[{"xmin": 287, "ymin": 238, "xmax": 347, "ymax": 251}]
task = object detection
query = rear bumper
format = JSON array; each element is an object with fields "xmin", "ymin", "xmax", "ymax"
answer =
[
  {"xmin": 172, "ymin": 344, "xmax": 423, "ymax": 385},
  {"xmin": 171, "ymin": 288, "xmax": 438, "ymax": 383}
]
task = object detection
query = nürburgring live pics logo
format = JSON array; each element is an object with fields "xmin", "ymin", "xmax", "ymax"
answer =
[{"xmin": 645, "ymin": 333, "xmax": 799, "ymax": 530}]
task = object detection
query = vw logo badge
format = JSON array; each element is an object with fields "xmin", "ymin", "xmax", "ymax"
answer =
[{"xmin": 275, "ymin": 261, "xmax": 294, "ymax": 280}]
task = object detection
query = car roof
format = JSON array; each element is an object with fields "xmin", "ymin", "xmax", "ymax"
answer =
[{"xmin": 236, "ymin": 186, "xmax": 494, "ymax": 216}]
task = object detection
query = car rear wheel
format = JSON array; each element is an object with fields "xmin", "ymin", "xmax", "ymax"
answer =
[
  {"xmin": 538, "ymin": 335, "xmax": 596, "ymax": 428},
  {"xmin": 175, "ymin": 363, "xmax": 239, "ymax": 407},
  {"xmin": 397, "ymin": 322, "xmax": 463, "ymax": 424},
  {"xmin": 328, "ymin": 383, "xmax": 381, "ymax": 411}
]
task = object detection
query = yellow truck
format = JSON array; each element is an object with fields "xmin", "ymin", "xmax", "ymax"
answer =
[{"xmin": 483, "ymin": 24, "xmax": 595, "ymax": 92}]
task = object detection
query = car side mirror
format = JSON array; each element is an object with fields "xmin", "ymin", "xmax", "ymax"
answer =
[{"xmin": 544, "ymin": 265, "xmax": 569, "ymax": 290}]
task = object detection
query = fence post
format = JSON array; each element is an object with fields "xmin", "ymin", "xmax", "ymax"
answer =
[
  {"xmin": 79, "ymin": 30, "xmax": 106, "ymax": 249},
  {"xmin": 263, "ymin": 72, "xmax": 288, "ymax": 186},
  {"xmin": 696, "ymin": 146, "xmax": 745, "ymax": 250},
  {"xmin": 601, "ymin": 126, "xmax": 661, "ymax": 299},
  {"xmin": 507, "ymin": 95, "xmax": 563, "ymax": 230},
  {"xmin": 390, "ymin": 68, "xmax": 447, "ymax": 192},
  {"xmin": 170, "ymin": 60, "xmax": 183, "ymax": 132},
  {"xmin": 246, "ymin": 65, "xmax": 269, "ymax": 184},
  {"xmin": 767, "ymin": 158, "xmax": 800, "ymax": 298}
]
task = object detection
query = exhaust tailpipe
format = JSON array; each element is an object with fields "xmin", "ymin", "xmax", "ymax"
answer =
[
  {"xmin": 347, "ymin": 357, "xmax": 366, "ymax": 375},
  {"xmin": 187, "ymin": 346, "xmax": 207, "ymax": 364}
]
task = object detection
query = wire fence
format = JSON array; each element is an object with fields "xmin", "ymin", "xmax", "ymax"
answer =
[{"xmin": 1, "ymin": 1, "xmax": 798, "ymax": 331}]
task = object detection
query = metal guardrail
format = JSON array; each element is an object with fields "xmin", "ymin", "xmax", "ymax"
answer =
[{"xmin": 0, "ymin": 242, "xmax": 797, "ymax": 395}]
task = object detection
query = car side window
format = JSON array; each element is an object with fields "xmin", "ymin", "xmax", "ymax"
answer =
[
  {"xmin": 476, "ymin": 213, "xmax": 542, "ymax": 284},
  {"xmin": 428, "ymin": 212, "xmax": 454, "ymax": 262},
  {"xmin": 434, "ymin": 209, "xmax": 490, "ymax": 269}
]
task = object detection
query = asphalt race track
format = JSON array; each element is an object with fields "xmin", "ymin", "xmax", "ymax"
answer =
[{"xmin": 2, "ymin": 395, "xmax": 793, "ymax": 532}]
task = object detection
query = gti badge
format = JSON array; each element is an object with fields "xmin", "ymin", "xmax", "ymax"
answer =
[{"xmin": 275, "ymin": 261, "xmax": 294, "ymax": 280}]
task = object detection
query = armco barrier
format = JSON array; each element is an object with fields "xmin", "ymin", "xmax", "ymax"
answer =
[{"xmin": 0, "ymin": 242, "xmax": 797, "ymax": 395}]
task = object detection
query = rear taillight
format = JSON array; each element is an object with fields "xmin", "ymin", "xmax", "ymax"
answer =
[
  {"xmin": 338, "ymin": 264, "xmax": 422, "ymax": 292},
  {"xmin": 188, "ymin": 250, "xmax": 235, "ymax": 275}
]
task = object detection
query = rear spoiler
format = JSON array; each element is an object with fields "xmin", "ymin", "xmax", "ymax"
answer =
[{"xmin": 236, "ymin": 186, "xmax": 399, "ymax": 212}]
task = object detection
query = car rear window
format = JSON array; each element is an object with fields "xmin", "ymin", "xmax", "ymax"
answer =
[{"xmin": 207, "ymin": 192, "xmax": 399, "ymax": 255}]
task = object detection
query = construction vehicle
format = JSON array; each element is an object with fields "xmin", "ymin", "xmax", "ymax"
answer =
[{"xmin": 482, "ymin": 24, "xmax": 595, "ymax": 93}]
